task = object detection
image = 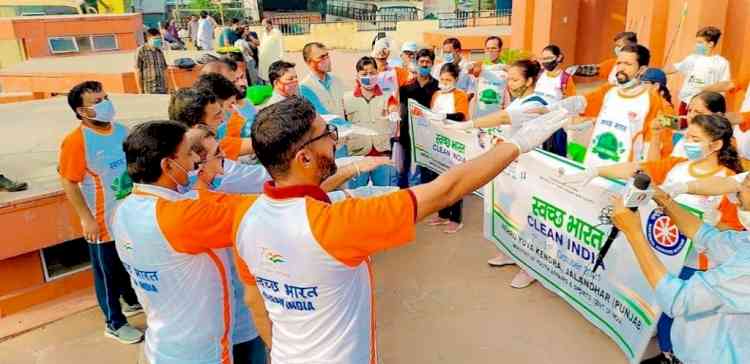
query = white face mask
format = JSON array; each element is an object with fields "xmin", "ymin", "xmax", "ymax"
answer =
[
  {"xmin": 738, "ymin": 209, "xmax": 750, "ymax": 230},
  {"xmin": 438, "ymin": 83, "xmax": 455, "ymax": 92}
]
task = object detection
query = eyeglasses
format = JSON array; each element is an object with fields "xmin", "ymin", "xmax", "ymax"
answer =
[{"xmin": 296, "ymin": 124, "xmax": 338, "ymax": 152}]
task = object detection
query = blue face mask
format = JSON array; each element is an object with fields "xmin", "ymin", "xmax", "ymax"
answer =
[
  {"xmin": 210, "ymin": 175, "xmax": 224, "ymax": 190},
  {"xmin": 694, "ymin": 43, "xmax": 710, "ymax": 56},
  {"xmin": 418, "ymin": 66, "xmax": 431, "ymax": 77},
  {"xmin": 90, "ymin": 99, "xmax": 116, "ymax": 123},
  {"xmin": 150, "ymin": 37, "xmax": 163, "ymax": 48},
  {"xmin": 683, "ymin": 142, "xmax": 707, "ymax": 160},
  {"xmin": 443, "ymin": 52, "xmax": 454, "ymax": 63}
]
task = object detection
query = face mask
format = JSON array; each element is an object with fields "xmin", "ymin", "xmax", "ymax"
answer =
[
  {"xmin": 614, "ymin": 46, "xmax": 622, "ymax": 56},
  {"xmin": 418, "ymin": 66, "xmax": 431, "ymax": 77},
  {"xmin": 738, "ymin": 209, "xmax": 750, "ymax": 230},
  {"xmin": 88, "ymin": 99, "xmax": 116, "ymax": 123},
  {"xmin": 616, "ymin": 71, "xmax": 640, "ymax": 90},
  {"xmin": 694, "ymin": 43, "xmax": 709, "ymax": 56},
  {"xmin": 210, "ymin": 174, "xmax": 224, "ymax": 190},
  {"xmin": 178, "ymin": 171, "xmax": 199, "ymax": 194},
  {"xmin": 315, "ymin": 58, "xmax": 331, "ymax": 73},
  {"xmin": 542, "ymin": 60, "xmax": 559, "ymax": 72},
  {"xmin": 443, "ymin": 53, "xmax": 454, "ymax": 64},
  {"xmin": 166, "ymin": 159, "xmax": 192, "ymax": 192},
  {"xmin": 359, "ymin": 75, "xmax": 377, "ymax": 89},
  {"xmin": 683, "ymin": 141, "xmax": 708, "ymax": 161},
  {"xmin": 438, "ymin": 83, "xmax": 455, "ymax": 92},
  {"xmin": 150, "ymin": 37, "xmax": 163, "ymax": 48}
]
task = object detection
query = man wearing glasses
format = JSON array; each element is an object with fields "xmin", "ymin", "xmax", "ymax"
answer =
[{"xmin": 231, "ymin": 96, "xmax": 571, "ymax": 363}]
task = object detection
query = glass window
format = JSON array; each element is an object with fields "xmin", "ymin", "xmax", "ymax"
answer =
[
  {"xmin": 76, "ymin": 36, "xmax": 92, "ymax": 53},
  {"xmin": 48, "ymin": 37, "xmax": 78, "ymax": 54},
  {"xmin": 92, "ymin": 35, "xmax": 118, "ymax": 51},
  {"xmin": 40, "ymin": 238, "xmax": 91, "ymax": 281}
]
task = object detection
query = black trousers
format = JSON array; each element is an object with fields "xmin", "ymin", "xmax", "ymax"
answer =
[{"xmin": 419, "ymin": 167, "xmax": 463, "ymax": 223}]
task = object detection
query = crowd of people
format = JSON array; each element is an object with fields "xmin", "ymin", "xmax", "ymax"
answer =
[{"xmin": 36, "ymin": 17, "xmax": 750, "ymax": 364}]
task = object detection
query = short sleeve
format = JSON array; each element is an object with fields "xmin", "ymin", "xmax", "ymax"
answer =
[
  {"xmin": 156, "ymin": 193, "xmax": 256, "ymax": 254},
  {"xmin": 674, "ymin": 55, "xmax": 694, "ymax": 74},
  {"xmin": 306, "ymin": 189, "xmax": 417, "ymax": 267},
  {"xmin": 58, "ymin": 128, "xmax": 87, "ymax": 183},
  {"xmin": 719, "ymin": 58, "xmax": 731, "ymax": 82},
  {"xmin": 717, "ymin": 195, "xmax": 743, "ymax": 231},
  {"xmin": 641, "ymin": 156, "xmax": 686, "ymax": 185},
  {"xmin": 454, "ymin": 90, "xmax": 470, "ymax": 118},
  {"xmin": 582, "ymin": 84, "xmax": 612, "ymax": 118},
  {"xmin": 219, "ymin": 136, "xmax": 243, "ymax": 161}
]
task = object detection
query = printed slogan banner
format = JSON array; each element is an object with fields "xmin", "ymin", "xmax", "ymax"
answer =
[
  {"xmin": 408, "ymin": 99, "xmax": 488, "ymax": 174},
  {"xmin": 483, "ymin": 150, "xmax": 694, "ymax": 363}
]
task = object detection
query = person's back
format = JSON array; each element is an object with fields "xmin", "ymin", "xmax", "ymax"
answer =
[
  {"xmin": 197, "ymin": 16, "xmax": 215, "ymax": 50},
  {"xmin": 114, "ymin": 185, "xmax": 242, "ymax": 364}
]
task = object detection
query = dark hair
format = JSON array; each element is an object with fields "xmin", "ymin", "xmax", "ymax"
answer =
[
  {"xmin": 146, "ymin": 28, "xmax": 160, "ymax": 37},
  {"xmin": 690, "ymin": 114, "xmax": 742, "ymax": 173},
  {"xmin": 168, "ymin": 88, "xmax": 217, "ymax": 127},
  {"xmin": 251, "ymin": 96, "xmax": 317, "ymax": 178},
  {"xmin": 302, "ymin": 42, "xmax": 325, "ymax": 62},
  {"xmin": 443, "ymin": 37, "xmax": 462, "ymax": 51},
  {"xmin": 222, "ymin": 53, "xmax": 243, "ymax": 66},
  {"xmin": 188, "ymin": 124, "xmax": 216, "ymax": 158},
  {"xmin": 439, "ymin": 62, "xmax": 460, "ymax": 79},
  {"xmin": 614, "ymin": 31, "xmax": 638, "ymax": 44},
  {"xmin": 200, "ymin": 11, "xmax": 208, "ymax": 18},
  {"xmin": 697, "ymin": 26, "xmax": 722, "ymax": 45},
  {"xmin": 268, "ymin": 60, "xmax": 296, "ymax": 85},
  {"xmin": 485, "ymin": 36, "xmax": 503, "ymax": 48},
  {"xmin": 231, "ymin": 18, "xmax": 240, "ymax": 25},
  {"xmin": 356, "ymin": 56, "xmax": 377, "ymax": 72},
  {"xmin": 68, "ymin": 81, "xmax": 102, "ymax": 120},
  {"xmin": 620, "ymin": 44, "xmax": 651, "ymax": 67},
  {"xmin": 511, "ymin": 59, "xmax": 542, "ymax": 83},
  {"xmin": 543, "ymin": 44, "xmax": 562, "ymax": 57},
  {"xmin": 693, "ymin": 91, "xmax": 727, "ymax": 114},
  {"xmin": 124, "ymin": 120, "xmax": 188, "ymax": 184},
  {"xmin": 194, "ymin": 73, "xmax": 238, "ymax": 102},
  {"xmin": 415, "ymin": 48, "xmax": 435, "ymax": 62}
]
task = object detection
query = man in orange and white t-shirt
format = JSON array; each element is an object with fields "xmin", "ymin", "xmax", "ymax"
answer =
[
  {"xmin": 579, "ymin": 44, "xmax": 673, "ymax": 168},
  {"xmin": 59, "ymin": 81, "xmax": 143, "ymax": 344},
  {"xmin": 573, "ymin": 31, "xmax": 638, "ymax": 84},
  {"xmin": 230, "ymin": 96, "xmax": 570, "ymax": 363}
]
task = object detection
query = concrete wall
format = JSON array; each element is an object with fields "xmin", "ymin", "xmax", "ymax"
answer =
[{"xmin": 0, "ymin": 14, "xmax": 142, "ymax": 70}]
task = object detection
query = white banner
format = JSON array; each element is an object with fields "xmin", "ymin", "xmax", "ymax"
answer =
[{"xmin": 483, "ymin": 150, "xmax": 696, "ymax": 363}]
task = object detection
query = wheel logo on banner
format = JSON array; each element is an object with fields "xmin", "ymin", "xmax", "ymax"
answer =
[{"xmin": 646, "ymin": 209, "xmax": 688, "ymax": 256}]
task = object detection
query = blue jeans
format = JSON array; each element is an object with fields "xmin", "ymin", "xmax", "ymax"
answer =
[
  {"xmin": 233, "ymin": 336, "xmax": 268, "ymax": 364},
  {"xmin": 88, "ymin": 241, "xmax": 139, "ymax": 331},
  {"xmin": 348, "ymin": 164, "xmax": 398, "ymax": 188},
  {"xmin": 656, "ymin": 266, "xmax": 699, "ymax": 352}
]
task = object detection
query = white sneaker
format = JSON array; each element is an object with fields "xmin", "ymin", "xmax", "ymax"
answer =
[
  {"xmin": 105, "ymin": 323, "xmax": 144, "ymax": 344},
  {"xmin": 510, "ymin": 270, "xmax": 536, "ymax": 289},
  {"xmin": 487, "ymin": 254, "xmax": 515, "ymax": 267}
]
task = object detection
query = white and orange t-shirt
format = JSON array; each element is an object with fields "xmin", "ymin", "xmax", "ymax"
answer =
[
  {"xmin": 112, "ymin": 184, "xmax": 256, "ymax": 364},
  {"xmin": 642, "ymin": 156, "xmax": 742, "ymax": 270},
  {"xmin": 233, "ymin": 182, "xmax": 417, "ymax": 364},
  {"xmin": 430, "ymin": 88, "xmax": 469, "ymax": 121},
  {"xmin": 583, "ymin": 84, "xmax": 673, "ymax": 167},
  {"xmin": 58, "ymin": 122, "xmax": 130, "ymax": 243}
]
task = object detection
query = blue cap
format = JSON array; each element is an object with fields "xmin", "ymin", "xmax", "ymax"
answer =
[{"xmin": 641, "ymin": 68, "xmax": 667, "ymax": 86}]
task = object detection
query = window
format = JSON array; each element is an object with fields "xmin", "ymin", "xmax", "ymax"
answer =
[
  {"xmin": 48, "ymin": 37, "xmax": 78, "ymax": 54},
  {"xmin": 76, "ymin": 36, "xmax": 92, "ymax": 53},
  {"xmin": 92, "ymin": 35, "xmax": 118, "ymax": 51},
  {"xmin": 40, "ymin": 238, "xmax": 91, "ymax": 281}
]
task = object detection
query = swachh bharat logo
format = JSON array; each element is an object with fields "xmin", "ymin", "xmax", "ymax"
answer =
[{"xmin": 264, "ymin": 250, "xmax": 286, "ymax": 264}]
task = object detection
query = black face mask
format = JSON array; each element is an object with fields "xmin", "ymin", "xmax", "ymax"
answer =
[{"xmin": 542, "ymin": 60, "xmax": 559, "ymax": 72}]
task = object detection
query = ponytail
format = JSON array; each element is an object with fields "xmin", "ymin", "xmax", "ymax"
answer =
[{"xmin": 691, "ymin": 114, "xmax": 743, "ymax": 173}]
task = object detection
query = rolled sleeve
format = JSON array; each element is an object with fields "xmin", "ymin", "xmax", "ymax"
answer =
[{"xmin": 693, "ymin": 223, "xmax": 750, "ymax": 263}]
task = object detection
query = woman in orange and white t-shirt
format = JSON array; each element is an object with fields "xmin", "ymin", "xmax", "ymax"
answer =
[
  {"xmin": 563, "ymin": 113, "xmax": 744, "ymax": 269},
  {"xmin": 423, "ymin": 62, "xmax": 469, "ymax": 234}
]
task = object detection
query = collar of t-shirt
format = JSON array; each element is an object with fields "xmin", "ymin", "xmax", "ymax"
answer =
[
  {"xmin": 263, "ymin": 181, "xmax": 331, "ymax": 203},
  {"xmin": 353, "ymin": 83, "xmax": 383, "ymax": 99},
  {"xmin": 316, "ymin": 73, "xmax": 333, "ymax": 91}
]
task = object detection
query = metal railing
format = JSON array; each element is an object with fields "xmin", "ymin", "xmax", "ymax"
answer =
[
  {"xmin": 271, "ymin": 14, "xmax": 321, "ymax": 35},
  {"xmin": 435, "ymin": 9, "xmax": 512, "ymax": 29},
  {"xmin": 356, "ymin": 14, "xmax": 400, "ymax": 32},
  {"xmin": 327, "ymin": 0, "xmax": 378, "ymax": 20}
]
